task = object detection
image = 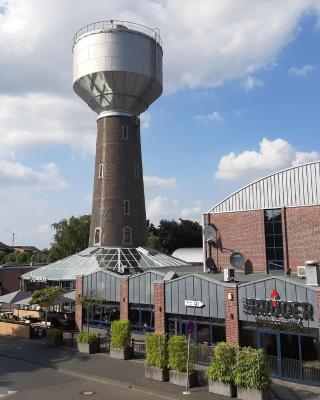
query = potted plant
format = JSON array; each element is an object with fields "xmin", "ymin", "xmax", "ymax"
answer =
[
  {"xmin": 46, "ymin": 328, "xmax": 63, "ymax": 346},
  {"xmin": 168, "ymin": 335, "xmax": 197, "ymax": 387},
  {"xmin": 234, "ymin": 347, "xmax": 272, "ymax": 400},
  {"xmin": 206, "ymin": 342, "xmax": 238, "ymax": 397},
  {"xmin": 145, "ymin": 333, "xmax": 169, "ymax": 381},
  {"xmin": 110, "ymin": 320, "xmax": 132, "ymax": 360},
  {"xmin": 76, "ymin": 332, "xmax": 100, "ymax": 354}
]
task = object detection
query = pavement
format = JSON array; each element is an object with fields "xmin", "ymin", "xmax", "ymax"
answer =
[{"xmin": 0, "ymin": 336, "xmax": 319, "ymax": 400}]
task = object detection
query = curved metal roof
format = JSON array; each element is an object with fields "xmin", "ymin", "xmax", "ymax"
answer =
[
  {"xmin": 210, "ymin": 161, "xmax": 320, "ymax": 213},
  {"xmin": 172, "ymin": 248, "xmax": 203, "ymax": 264}
]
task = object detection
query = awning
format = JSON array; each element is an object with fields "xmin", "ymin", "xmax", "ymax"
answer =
[{"xmin": 0, "ymin": 290, "xmax": 31, "ymax": 305}]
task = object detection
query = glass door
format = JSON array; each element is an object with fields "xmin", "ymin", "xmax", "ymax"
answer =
[{"xmin": 259, "ymin": 331, "xmax": 280, "ymax": 377}]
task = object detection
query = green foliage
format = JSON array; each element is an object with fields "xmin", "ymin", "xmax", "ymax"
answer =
[
  {"xmin": 48, "ymin": 215, "xmax": 91, "ymax": 262},
  {"xmin": 147, "ymin": 219, "xmax": 202, "ymax": 255},
  {"xmin": 234, "ymin": 347, "xmax": 272, "ymax": 391},
  {"xmin": 76, "ymin": 295, "xmax": 103, "ymax": 310},
  {"xmin": 0, "ymin": 249, "xmax": 48, "ymax": 266},
  {"xmin": 0, "ymin": 251, "xmax": 6, "ymax": 264},
  {"xmin": 145, "ymin": 333, "xmax": 168, "ymax": 369},
  {"xmin": 29, "ymin": 286, "xmax": 64, "ymax": 305},
  {"xmin": 111, "ymin": 320, "xmax": 131, "ymax": 349},
  {"xmin": 206, "ymin": 342, "xmax": 238, "ymax": 384},
  {"xmin": 77, "ymin": 332, "xmax": 99, "ymax": 345},
  {"xmin": 46, "ymin": 328, "xmax": 63, "ymax": 345},
  {"xmin": 168, "ymin": 335, "xmax": 195, "ymax": 373}
]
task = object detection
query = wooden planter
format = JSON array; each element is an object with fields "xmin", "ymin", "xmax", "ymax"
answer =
[
  {"xmin": 237, "ymin": 387, "xmax": 270, "ymax": 400},
  {"xmin": 0, "ymin": 321, "xmax": 31, "ymax": 339},
  {"xmin": 169, "ymin": 370, "xmax": 198, "ymax": 387},
  {"xmin": 77, "ymin": 341, "xmax": 99, "ymax": 354},
  {"xmin": 145, "ymin": 366, "xmax": 169, "ymax": 382},
  {"xmin": 208, "ymin": 380, "xmax": 236, "ymax": 397},
  {"xmin": 110, "ymin": 347, "xmax": 132, "ymax": 360}
]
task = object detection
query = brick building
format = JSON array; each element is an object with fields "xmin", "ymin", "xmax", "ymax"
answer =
[{"xmin": 203, "ymin": 161, "xmax": 320, "ymax": 273}]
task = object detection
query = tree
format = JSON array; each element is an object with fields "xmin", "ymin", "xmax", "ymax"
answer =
[
  {"xmin": 147, "ymin": 219, "xmax": 202, "ymax": 255},
  {"xmin": 48, "ymin": 215, "xmax": 91, "ymax": 262},
  {"xmin": 76, "ymin": 294, "xmax": 104, "ymax": 333},
  {"xmin": 0, "ymin": 251, "xmax": 6, "ymax": 265}
]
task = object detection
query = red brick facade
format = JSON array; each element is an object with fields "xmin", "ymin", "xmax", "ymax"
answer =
[
  {"xmin": 0, "ymin": 266, "xmax": 35, "ymax": 295},
  {"xmin": 120, "ymin": 277, "xmax": 129, "ymax": 320},
  {"xmin": 154, "ymin": 282, "xmax": 166, "ymax": 333},
  {"xmin": 285, "ymin": 205, "xmax": 320, "ymax": 272},
  {"xmin": 205, "ymin": 210, "xmax": 267, "ymax": 272},
  {"xmin": 224, "ymin": 287, "xmax": 240, "ymax": 344},
  {"xmin": 75, "ymin": 276, "xmax": 83, "ymax": 332}
]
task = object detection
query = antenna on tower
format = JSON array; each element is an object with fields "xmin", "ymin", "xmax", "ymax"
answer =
[{"xmin": 4, "ymin": 228, "xmax": 22, "ymax": 247}]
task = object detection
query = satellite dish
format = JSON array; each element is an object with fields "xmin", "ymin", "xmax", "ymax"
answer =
[
  {"xmin": 203, "ymin": 224, "xmax": 217, "ymax": 241},
  {"xmin": 230, "ymin": 252, "xmax": 245, "ymax": 269}
]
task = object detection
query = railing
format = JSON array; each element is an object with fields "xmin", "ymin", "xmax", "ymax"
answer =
[{"xmin": 73, "ymin": 20, "xmax": 162, "ymax": 47}]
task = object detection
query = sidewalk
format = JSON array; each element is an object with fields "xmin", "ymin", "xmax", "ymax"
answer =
[{"xmin": 0, "ymin": 336, "xmax": 319, "ymax": 400}]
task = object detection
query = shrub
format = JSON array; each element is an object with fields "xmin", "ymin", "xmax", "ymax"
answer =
[
  {"xmin": 111, "ymin": 320, "xmax": 131, "ymax": 349},
  {"xmin": 46, "ymin": 328, "xmax": 63, "ymax": 345},
  {"xmin": 168, "ymin": 335, "xmax": 194, "ymax": 373},
  {"xmin": 206, "ymin": 342, "xmax": 238, "ymax": 384},
  {"xmin": 234, "ymin": 347, "xmax": 272, "ymax": 391},
  {"xmin": 77, "ymin": 332, "xmax": 99, "ymax": 345},
  {"xmin": 145, "ymin": 333, "xmax": 168, "ymax": 369}
]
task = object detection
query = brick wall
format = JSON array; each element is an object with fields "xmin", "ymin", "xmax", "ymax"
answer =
[
  {"xmin": 286, "ymin": 205, "xmax": 320, "ymax": 272},
  {"xmin": 206, "ymin": 210, "xmax": 267, "ymax": 272},
  {"xmin": 120, "ymin": 277, "xmax": 129, "ymax": 320},
  {"xmin": 75, "ymin": 276, "xmax": 83, "ymax": 332},
  {"xmin": 224, "ymin": 287, "xmax": 240, "ymax": 344},
  {"xmin": 154, "ymin": 282, "xmax": 166, "ymax": 333},
  {"xmin": 0, "ymin": 267, "xmax": 36, "ymax": 295}
]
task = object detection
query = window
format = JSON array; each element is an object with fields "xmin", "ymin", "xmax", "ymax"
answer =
[
  {"xmin": 98, "ymin": 164, "xmax": 105, "ymax": 179},
  {"xmin": 134, "ymin": 164, "xmax": 140, "ymax": 178},
  {"xmin": 122, "ymin": 125, "xmax": 128, "ymax": 140},
  {"xmin": 264, "ymin": 209, "xmax": 284, "ymax": 271},
  {"xmin": 94, "ymin": 227, "xmax": 101, "ymax": 245},
  {"xmin": 122, "ymin": 226, "xmax": 132, "ymax": 245},
  {"xmin": 123, "ymin": 200, "xmax": 130, "ymax": 215}
]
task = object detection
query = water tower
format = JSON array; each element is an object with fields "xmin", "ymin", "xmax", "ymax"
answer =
[{"xmin": 73, "ymin": 20, "xmax": 163, "ymax": 248}]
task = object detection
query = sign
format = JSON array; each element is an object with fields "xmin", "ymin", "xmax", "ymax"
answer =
[
  {"xmin": 39, "ymin": 300, "xmax": 54, "ymax": 308},
  {"xmin": 30, "ymin": 276, "xmax": 47, "ymax": 282},
  {"xmin": 230, "ymin": 252, "xmax": 245, "ymax": 268},
  {"xmin": 185, "ymin": 321, "xmax": 196, "ymax": 335},
  {"xmin": 184, "ymin": 300, "xmax": 204, "ymax": 308}
]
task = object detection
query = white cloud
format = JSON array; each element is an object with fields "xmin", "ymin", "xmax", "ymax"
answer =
[
  {"xmin": 180, "ymin": 207, "xmax": 201, "ymax": 221},
  {"xmin": 0, "ymin": 160, "xmax": 69, "ymax": 190},
  {"xmin": 140, "ymin": 111, "xmax": 151, "ymax": 129},
  {"xmin": 289, "ymin": 64, "xmax": 315, "ymax": 77},
  {"xmin": 242, "ymin": 76, "xmax": 264, "ymax": 92},
  {"xmin": 144, "ymin": 176, "xmax": 176, "ymax": 188},
  {"xmin": 215, "ymin": 137, "xmax": 320, "ymax": 181},
  {"xmin": 194, "ymin": 111, "xmax": 223, "ymax": 122},
  {"xmin": 0, "ymin": 93, "xmax": 95, "ymax": 158},
  {"xmin": 146, "ymin": 196, "xmax": 178, "ymax": 223}
]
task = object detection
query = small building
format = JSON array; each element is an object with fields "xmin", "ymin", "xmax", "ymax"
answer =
[{"xmin": 0, "ymin": 264, "xmax": 38, "ymax": 295}]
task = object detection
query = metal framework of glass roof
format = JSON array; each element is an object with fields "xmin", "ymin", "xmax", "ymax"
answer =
[{"xmin": 21, "ymin": 247, "xmax": 189, "ymax": 282}]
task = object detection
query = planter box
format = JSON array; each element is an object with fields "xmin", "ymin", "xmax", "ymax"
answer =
[
  {"xmin": 208, "ymin": 380, "xmax": 236, "ymax": 397},
  {"xmin": 77, "ymin": 341, "xmax": 99, "ymax": 354},
  {"xmin": 145, "ymin": 366, "xmax": 169, "ymax": 382},
  {"xmin": 0, "ymin": 321, "xmax": 31, "ymax": 339},
  {"xmin": 169, "ymin": 370, "xmax": 198, "ymax": 387},
  {"xmin": 110, "ymin": 347, "xmax": 132, "ymax": 360},
  {"xmin": 237, "ymin": 387, "xmax": 270, "ymax": 400},
  {"xmin": 46, "ymin": 336, "xmax": 63, "ymax": 346}
]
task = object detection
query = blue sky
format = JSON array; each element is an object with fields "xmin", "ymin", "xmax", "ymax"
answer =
[{"xmin": 0, "ymin": 1, "xmax": 319, "ymax": 248}]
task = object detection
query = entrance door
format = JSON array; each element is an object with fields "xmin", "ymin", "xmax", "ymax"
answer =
[{"xmin": 259, "ymin": 331, "xmax": 281, "ymax": 377}]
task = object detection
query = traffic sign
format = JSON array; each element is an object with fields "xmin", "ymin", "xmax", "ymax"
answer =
[
  {"xmin": 185, "ymin": 320, "xmax": 196, "ymax": 335},
  {"xmin": 184, "ymin": 300, "xmax": 204, "ymax": 308}
]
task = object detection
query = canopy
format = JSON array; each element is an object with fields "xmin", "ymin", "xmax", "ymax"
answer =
[
  {"xmin": 0, "ymin": 290, "xmax": 32, "ymax": 305},
  {"xmin": 63, "ymin": 290, "xmax": 76, "ymax": 302}
]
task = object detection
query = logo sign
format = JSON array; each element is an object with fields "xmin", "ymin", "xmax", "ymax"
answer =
[
  {"xmin": 185, "ymin": 321, "xmax": 196, "ymax": 335},
  {"xmin": 230, "ymin": 252, "xmax": 245, "ymax": 269},
  {"xmin": 184, "ymin": 300, "xmax": 204, "ymax": 308}
]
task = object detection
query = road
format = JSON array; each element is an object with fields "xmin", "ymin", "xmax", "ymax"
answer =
[{"xmin": 0, "ymin": 355, "xmax": 173, "ymax": 400}]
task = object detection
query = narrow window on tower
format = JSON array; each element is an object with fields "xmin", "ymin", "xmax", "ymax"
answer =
[
  {"xmin": 123, "ymin": 200, "xmax": 130, "ymax": 215},
  {"xmin": 98, "ymin": 163, "xmax": 105, "ymax": 178},
  {"xmin": 123, "ymin": 226, "xmax": 132, "ymax": 245},
  {"xmin": 94, "ymin": 227, "xmax": 101, "ymax": 246},
  {"xmin": 134, "ymin": 164, "xmax": 140, "ymax": 178},
  {"xmin": 122, "ymin": 125, "xmax": 128, "ymax": 140}
]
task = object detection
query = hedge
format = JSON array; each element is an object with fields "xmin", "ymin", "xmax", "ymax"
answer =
[
  {"xmin": 77, "ymin": 332, "xmax": 99, "ymax": 345},
  {"xmin": 168, "ymin": 335, "xmax": 194, "ymax": 373},
  {"xmin": 145, "ymin": 333, "xmax": 168, "ymax": 369},
  {"xmin": 111, "ymin": 320, "xmax": 131, "ymax": 349},
  {"xmin": 206, "ymin": 342, "xmax": 238, "ymax": 384}
]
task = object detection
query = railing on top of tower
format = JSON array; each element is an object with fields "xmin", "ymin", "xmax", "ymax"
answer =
[{"xmin": 73, "ymin": 19, "xmax": 162, "ymax": 47}]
